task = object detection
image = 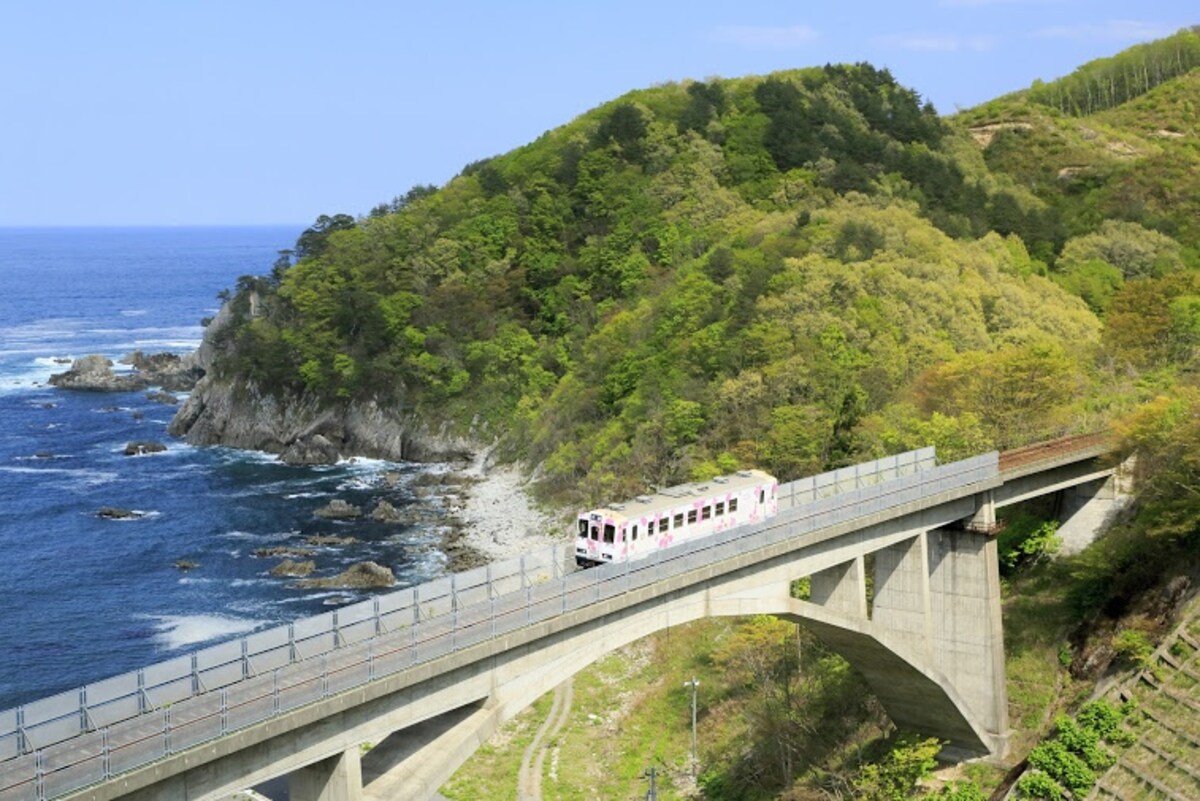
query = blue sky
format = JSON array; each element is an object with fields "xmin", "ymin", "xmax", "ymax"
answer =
[{"xmin": 0, "ymin": 1, "xmax": 1193, "ymax": 227}]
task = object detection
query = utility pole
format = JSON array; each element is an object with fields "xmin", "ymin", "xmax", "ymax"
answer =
[
  {"xmin": 644, "ymin": 766, "xmax": 658, "ymax": 800},
  {"xmin": 683, "ymin": 678, "xmax": 700, "ymax": 776}
]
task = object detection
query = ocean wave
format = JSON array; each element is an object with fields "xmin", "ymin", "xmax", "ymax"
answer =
[
  {"xmin": 0, "ymin": 465, "xmax": 118, "ymax": 487},
  {"xmin": 283, "ymin": 491, "xmax": 329, "ymax": 500},
  {"xmin": 142, "ymin": 614, "xmax": 263, "ymax": 651},
  {"xmin": 230, "ymin": 578, "xmax": 270, "ymax": 587},
  {"xmin": 219, "ymin": 529, "xmax": 298, "ymax": 542},
  {"xmin": 119, "ymin": 309, "xmax": 147, "ymax": 317}
]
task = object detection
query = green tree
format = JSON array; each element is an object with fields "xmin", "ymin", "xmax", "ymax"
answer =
[{"xmin": 853, "ymin": 735, "xmax": 941, "ymax": 801}]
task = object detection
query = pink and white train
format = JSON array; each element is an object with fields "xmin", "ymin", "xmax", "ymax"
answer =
[{"xmin": 574, "ymin": 469, "xmax": 779, "ymax": 567}]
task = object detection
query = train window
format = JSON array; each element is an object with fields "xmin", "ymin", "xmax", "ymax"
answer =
[
  {"xmin": 729, "ymin": 497, "xmax": 739, "ymax": 512},
  {"xmin": 578, "ymin": 520, "xmax": 588, "ymax": 536},
  {"xmin": 701, "ymin": 505, "xmax": 712, "ymax": 521},
  {"xmin": 760, "ymin": 490, "xmax": 765, "ymax": 504},
  {"xmin": 590, "ymin": 525, "xmax": 600, "ymax": 541},
  {"xmin": 687, "ymin": 510, "xmax": 697, "ymax": 524},
  {"xmin": 659, "ymin": 518, "xmax": 669, "ymax": 533},
  {"xmin": 673, "ymin": 513, "xmax": 684, "ymax": 528},
  {"xmin": 715, "ymin": 502, "xmax": 725, "ymax": 516},
  {"xmin": 604, "ymin": 524, "xmax": 615, "ymax": 543},
  {"xmin": 631, "ymin": 525, "xmax": 638, "ymax": 540}
]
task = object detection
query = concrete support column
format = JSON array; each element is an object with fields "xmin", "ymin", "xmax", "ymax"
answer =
[
  {"xmin": 1056, "ymin": 474, "xmax": 1130, "ymax": 555},
  {"xmin": 927, "ymin": 529, "xmax": 1009, "ymax": 756},
  {"xmin": 809, "ymin": 555, "xmax": 868, "ymax": 619},
  {"xmin": 290, "ymin": 747, "xmax": 363, "ymax": 801},
  {"xmin": 871, "ymin": 533, "xmax": 932, "ymax": 657},
  {"xmin": 968, "ymin": 489, "xmax": 996, "ymax": 529}
]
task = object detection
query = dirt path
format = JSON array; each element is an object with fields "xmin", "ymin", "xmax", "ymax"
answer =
[{"xmin": 517, "ymin": 678, "xmax": 574, "ymax": 801}]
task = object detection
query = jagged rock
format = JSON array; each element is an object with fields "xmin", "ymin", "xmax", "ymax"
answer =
[
  {"xmin": 169, "ymin": 374, "xmax": 474, "ymax": 463},
  {"xmin": 174, "ymin": 560, "xmax": 199, "ymax": 571},
  {"xmin": 146, "ymin": 391, "xmax": 179, "ymax": 405},
  {"xmin": 121, "ymin": 350, "xmax": 204, "ymax": 392},
  {"xmin": 124, "ymin": 441, "xmax": 167, "ymax": 456},
  {"xmin": 381, "ymin": 471, "xmax": 402, "ymax": 488},
  {"xmin": 314, "ymin": 499, "xmax": 362, "ymax": 520},
  {"xmin": 50, "ymin": 356, "xmax": 149, "ymax": 392},
  {"xmin": 252, "ymin": 546, "xmax": 316, "ymax": 558},
  {"xmin": 280, "ymin": 434, "xmax": 340, "ymax": 466},
  {"xmin": 296, "ymin": 561, "xmax": 394, "ymax": 589},
  {"xmin": 97, "ymin": 506, "xmax": 143, "ymax": 520},
  {"xmin": 270, "ymin": 559, "xmax": 316, "ymax": 577},
  {"xmin": 370, "ymin": 500, "xmax": 404, "ymax": 523},
  {"xmin": 49, "ymin": 352, "xmax": 202, "ymax": 393},
  {"xmin": 305, "ymin": 534, "xmax": 358, "ymax": 546}
]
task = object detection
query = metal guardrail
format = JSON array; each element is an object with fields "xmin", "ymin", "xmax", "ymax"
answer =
[{"xmin": 0, "ymin": 448, "xmax": 987, "ymax": 801}]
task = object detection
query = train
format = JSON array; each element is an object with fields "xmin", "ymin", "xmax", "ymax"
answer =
[{"xmin": 574, "ymin": 469, "xmax": 779, "ymax": 567}]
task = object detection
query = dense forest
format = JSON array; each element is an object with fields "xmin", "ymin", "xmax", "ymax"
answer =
[{"xmin": 200, "ymin": 28, "xmax": 1200, "ymax": 801}]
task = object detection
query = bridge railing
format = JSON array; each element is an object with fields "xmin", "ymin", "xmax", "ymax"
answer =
[{"xmin": 0, "ymin": 449, "xmax": 996, "ymax": 801}]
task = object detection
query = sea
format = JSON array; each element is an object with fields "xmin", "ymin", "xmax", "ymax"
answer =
[{"xmin": 0, "ymin": 227, "xmax": 454, "ymax": 712}]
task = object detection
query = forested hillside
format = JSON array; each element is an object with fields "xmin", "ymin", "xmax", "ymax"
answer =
[
  {"xmin": 188, "ymin": 29, "xmax": 1200, "ymax": 801},
  {"xmin": 196, "ymin": 31, "xmax": 1199, "ymax": 512}
]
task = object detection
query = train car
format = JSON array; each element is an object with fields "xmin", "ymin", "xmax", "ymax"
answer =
[{"xmin": 574, "ymin": 469, "xmax": 778, "ymax": 567}]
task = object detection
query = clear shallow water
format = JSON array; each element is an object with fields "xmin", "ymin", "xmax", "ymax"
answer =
[{"xmin": 0, "ymin": 228, "xmax": 451, "ymax": 710}]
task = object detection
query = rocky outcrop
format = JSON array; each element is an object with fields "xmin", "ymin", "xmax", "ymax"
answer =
[
  {"xmin": 279, "ymin": 434, "xmax": 340, "ymax": 466},
  {"xmin": 120, "ymin": 351, "xmax": 204, "ymax": 391},
  {"xmin": 51, "ymin": 356, "xmax": 149, "ymax": 392},
  {"xmin": 50, "ymin": 352, "xmax": 203, "ymax": 393},
  {"xmin": 253, "ymin": 546, "xmax": 316, "ymax": 558},
  {"xmin": 314, "ymin": 499, "xmax": 362, "ymax": 520},
  {"xmin": 270, "ymin": 559, "xmax": 316, "ymax": 578},
  {"xmin": 124, "ymin": 441, "xmax": 167, "ymax": 456},
  {"xmin": 306, "ymin": 534, "xmax": 358, "ymax": 546},
  {"xmin": 97, "ymin": 506, "xmax": 144, "ymax": 520},
  {"xmin": 295, "ymin": 561, "xmax": 394, "ymax": 589},
  {"xmin": 168, "ymin": 377, "xmax": 475, "ymax": 465},
  {"xmin": 370, "ymin": 500, "xmax": 403, "ymax": 523}
]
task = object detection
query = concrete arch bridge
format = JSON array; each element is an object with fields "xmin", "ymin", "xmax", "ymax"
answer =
[{"xmin": 0, "ymin": 434, "xmax": 1120, "ymax": 801}]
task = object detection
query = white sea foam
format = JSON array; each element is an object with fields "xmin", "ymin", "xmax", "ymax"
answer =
[
  {"xmin": 0, "ymin": 465, "xmax": 118, "ymax": 487},
  {"xmin": 146, "ymin": 614, "xmax": 262, "ymax": 651},
  {"xmin": 119, "ymin": 309, "xmax": 147, "ymax": 317}
]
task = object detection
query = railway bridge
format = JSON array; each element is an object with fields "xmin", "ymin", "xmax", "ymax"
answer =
[{"xmin": 0, "ymin": 435, "xmax": 1120, "ymax": 801}]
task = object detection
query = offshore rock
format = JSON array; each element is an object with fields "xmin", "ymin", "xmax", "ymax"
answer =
[
  {"xmin": 50, "ymin": 356, "xmax": 149, "ymax": 392},
  {"xmin": 121, "ymin": 351, "xmax": 204, "ymax": 392},
  {"xmin": 314, "ymin": 499, "xmax": 362, "ymax": 520},
  {"xmin": 295, "ymin": 561, "xmax": 394, "ymax": 589},
  {"xmin": 270, "ymin": 559, "xmax": 316, "ymax": 578},
  {"xmin": 370, "ymin": 500, "xmax": 403, "ymax": 523},
  {"xmin": 50, "ymin": 352, "xmax": 203, "ymax": 393},
  {"xmin": 97, "ymin": 506, "xmax": 143, "ymax": 520},
  {"xmin": 305, "ymin": 534, "xmax": 358, "ymax": 546},
  {"xmin": 124, "ymin": 441, "xmax": 167, "ymax": 456},
  {"xmin": 253, "ymin": 546, "xmax": 316, "ymax": 558}
]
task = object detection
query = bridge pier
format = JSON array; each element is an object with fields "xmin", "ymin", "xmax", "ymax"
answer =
[
  {"xmin": 289, "ymin": 747, "xmax": 362, "ymax": 801},
  {"xmin": 809, "ymin": 555, "xmax": 867, "ymax": 619},
  {"xmin": 927, "ymin": 528, "xmax": 1010, "ymax": 755},
  {"xmin": 872, "ymin": 534, "xmax": 934, "ymax": 658}
]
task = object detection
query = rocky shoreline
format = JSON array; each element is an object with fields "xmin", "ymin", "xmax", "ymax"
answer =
[{"xmin": 47, "ymin": 307, "xmax": 568, "ymax": 573}]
